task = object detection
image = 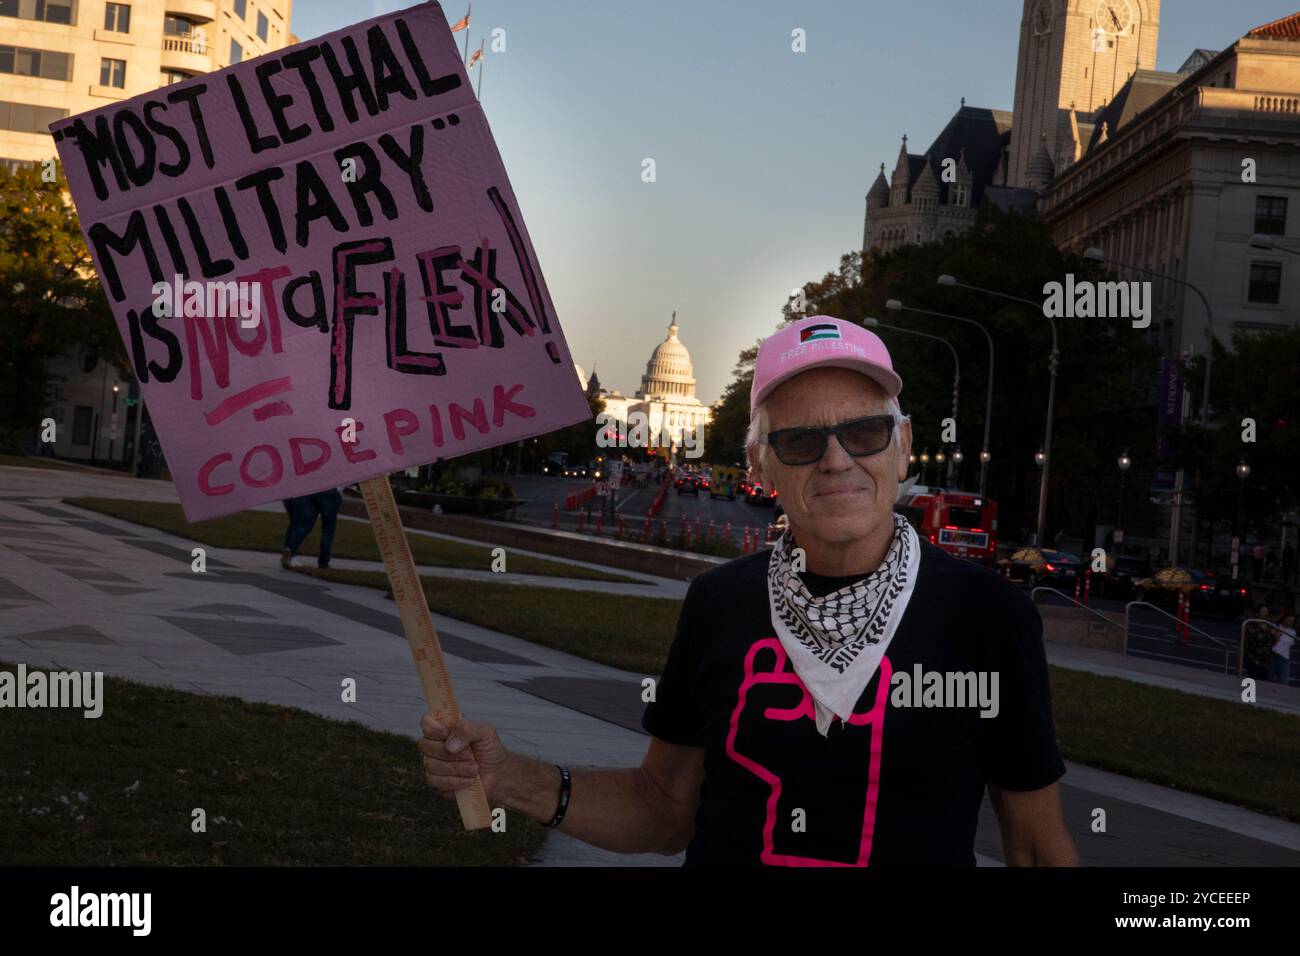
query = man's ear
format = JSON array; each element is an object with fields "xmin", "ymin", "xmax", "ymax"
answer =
[
  {"xmin": 746, "ymin": 444, "xmax": 763, "ymax": 488},
  {"xmin": 896, "ymin": 417, "xmax": 913, "ymax": 482}
]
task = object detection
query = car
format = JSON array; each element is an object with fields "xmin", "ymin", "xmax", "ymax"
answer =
[
  {"xmin": 1098, "ymin": 554, "xmax": 1152, "ymax": 600},
  {"xmin": 563, "ymin": 464, "xmax": 589, "ymax": 479},
  {"xmin": 997, "ymin": 547, "xmax": 1083, "ymax": 589},
  {"xmin": 710, "ymin": 466, "xmax": 740, "ymax": 501},
  {"xmin": 765, "ymin": 512, "xmax": 789, "ymax": 545},
  {"xmin": 1132, "ymin": 567, "xmax": 1250, "ymax": 620},
  {"xmin": 746, "ymin": 482, "xmax": 778, "ymax": 507},
  {"xmin": 675, "ymin": 474, "xmax": 699, "ymax": 496}
]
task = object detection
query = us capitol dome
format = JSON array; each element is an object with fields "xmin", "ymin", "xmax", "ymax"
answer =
[{"xmin": 585, "ymin": 312, "xmax": 711, "ymax": 458}]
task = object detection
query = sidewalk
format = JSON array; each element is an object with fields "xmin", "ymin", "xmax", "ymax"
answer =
[
  {"xmin": 1045, "ymin": 641, "xmax": 1300, "ymax": 715},
  {"xmin": 3, "ymin": 465, "xmax": 1299, "ymax": 866}
]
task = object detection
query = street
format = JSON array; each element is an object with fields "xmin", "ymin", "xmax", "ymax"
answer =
[{"xmin": 505, "ymin": 474, "xmax": 780, "ymax": 545}]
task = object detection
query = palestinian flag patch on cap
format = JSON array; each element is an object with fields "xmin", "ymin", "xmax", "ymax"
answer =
[{"xmin": 800, "ymin": 322, "xmax": 841, "ymax": 343}]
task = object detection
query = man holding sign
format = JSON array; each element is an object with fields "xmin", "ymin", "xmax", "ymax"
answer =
[
  {"xmin": 421, "ymin": 318, "xmax": 1077, "ymax": 866},
  {"xmin": 55, "ymin": 2, "xmax": 591, "ymax": 830}
]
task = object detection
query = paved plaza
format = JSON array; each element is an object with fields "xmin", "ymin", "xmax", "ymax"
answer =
[{"xmin": 2, "ymin": 464, "xmax": 1298, "ymax": 866}]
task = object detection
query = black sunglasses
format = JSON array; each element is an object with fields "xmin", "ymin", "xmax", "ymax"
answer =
[{"xmin": 763, "ymin": 414, "xmax": 900, "ymax": 466}]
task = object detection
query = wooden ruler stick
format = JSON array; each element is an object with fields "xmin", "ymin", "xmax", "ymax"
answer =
[{"xmin": 359, "ymin": 475, "xmax": 493, "ymax": 830}]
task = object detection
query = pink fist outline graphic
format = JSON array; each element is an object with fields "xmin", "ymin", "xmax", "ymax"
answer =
[{"xmin": 725, "ymin": 637, "xmax": 892, "ymax": 866}]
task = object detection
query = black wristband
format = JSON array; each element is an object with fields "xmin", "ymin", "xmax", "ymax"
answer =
[{"xmin": 545, "ymin": 765, "xmax": 571, "ymax": 828}]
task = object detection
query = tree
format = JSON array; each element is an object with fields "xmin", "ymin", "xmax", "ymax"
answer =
[
  {"xmin": 704, "ymin": 344, "xmax": 759, "ymax": 466},
  {"xmin": 0, "ymin": 163, "xmax": 123, "ymax": 453},
  {"xmin": 1174, "ymin": 326, "xmax": 1300, "ymax": 563},
  {"xmin": 724, "ymin": 202, "xmax": 1162, "ymax": 542}
]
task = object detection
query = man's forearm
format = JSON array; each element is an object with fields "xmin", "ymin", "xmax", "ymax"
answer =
[{"xmin": 495, "ymin": 753, "xmax": 687, "ymax": 856}]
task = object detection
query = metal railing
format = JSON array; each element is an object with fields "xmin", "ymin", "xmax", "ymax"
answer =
[
  {"xmin": 1123, "ymin": 600, "xmax": 1235, "ymax": 674},
  {"xmin": 1030, "ymin": 586, "xmax": 1126, "ymax": 635},
  {"xmin": 162, "ymin": 36, "xmax": 208, "ymax": 55}
]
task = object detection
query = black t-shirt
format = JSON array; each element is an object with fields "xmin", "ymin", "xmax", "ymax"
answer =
[{"xmin": 642, "ymin": 539, "xmax": 1065, "ymax": 866}]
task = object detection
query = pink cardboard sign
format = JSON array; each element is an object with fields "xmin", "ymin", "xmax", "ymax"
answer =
[{"xmin": 52, "ymin": 1, "xmax": 590, "ymax": 522}]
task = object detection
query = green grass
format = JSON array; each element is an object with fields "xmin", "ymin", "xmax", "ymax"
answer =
[
  {"xmin": 1048, "ymin": 666, "xmax": 1300, "ymax": 823},
  {"xmin": 309, "ymin": 568, "xmax": 1300, "ymax": 821},
  {"xmin": 0, "ymin": 664, "xmax": 546, "ymax": 865},
  {"xmin": 64, "ymin": 497, "xmax": 641, "ymax": 585},
  {"xmin": 306, "ymin": 568, "xmax": 682, "ymax": 675}
]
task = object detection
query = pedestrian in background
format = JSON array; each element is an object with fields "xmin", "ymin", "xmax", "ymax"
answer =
[
  {"xmin": 281, "ymin": 487, "xmax": 344, "ymax": 570},
  {"xmin": 1267, "ymin": 611, "xmax": 1296, "ymax": 686},
  {"xmin": 281, "ymin": 500, "xmax": 295, "ymax": 551},
  {"xmin": 1243, "ymin": 604, "xmax": 1275, "ymax": 679}
]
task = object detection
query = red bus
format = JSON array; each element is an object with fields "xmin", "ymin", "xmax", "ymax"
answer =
[{"xmin": 896, "ymin": 486, "xmax": 998, "ymax": 566}]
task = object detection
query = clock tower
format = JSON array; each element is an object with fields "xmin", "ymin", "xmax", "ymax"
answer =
[{"xmin": 1009, "ymin": 0, "xmax": 1160, "ymax": 188}]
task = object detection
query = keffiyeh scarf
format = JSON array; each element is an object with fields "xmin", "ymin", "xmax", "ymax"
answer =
[{"xmin": 766, "ymin": 511, "xmax": 920, "ymax": 736}]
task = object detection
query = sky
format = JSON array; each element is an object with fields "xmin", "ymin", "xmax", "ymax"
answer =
[{"xmin": 287, "ymin": 0, "xmax": 1300, "ymax": 405}]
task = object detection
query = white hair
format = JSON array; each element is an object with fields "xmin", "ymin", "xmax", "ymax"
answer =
[{"xmin": 746, "ymin": 390, "xmax": 905, "ymax": 485}]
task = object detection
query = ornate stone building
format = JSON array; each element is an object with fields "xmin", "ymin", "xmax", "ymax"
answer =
[
  {"xmin": 863, "ymin": 105, "xmax": 1015, "ymax": 252},
  {"xmin": 863, "ymin": 1, "xmax": 1164, "ymax": 253},
  {"xmin": 1040, "ymin": 13, "xmax": 1300, "ymax": 357},
  {"xmin": 1009, "ymin": 0, "xmax": 1161, "ymax": 187},
  {"xmin": 585, "ymin": 314, "xmax": 711, "ymax": 456}
]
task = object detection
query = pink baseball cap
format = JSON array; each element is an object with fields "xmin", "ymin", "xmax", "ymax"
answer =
[{"xmin": 750, "ymin": 316, "xmax": 903, "ymax": 415}]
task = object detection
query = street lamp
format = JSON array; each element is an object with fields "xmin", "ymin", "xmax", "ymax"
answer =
[
  {"xmin": 934, "ymin": 278, "xmax": 1057, "ymax": 545},
  {"xmin": 1234, "ymin": 459, "xmax": 1251, "ymax": 581},
  {"xmin": 1117, "ymin": 451, "xmax": 1131, "ymax": 549},
  {"xmin": 888, "ymin": 296, "xmax": 996, "ymax": 496},
  {"xmin": 1034, "ymin": 450, "xmax": 1045, "ymax": 546},
  {"xmin": 920, "ymin": 449, "xmax": 931, "ymax": 485},
  {"xmin": 1084, "ymin": 245, "xmax": 1215, "ymax": 568},
  {"xmin": 864, "ymin": 317, "xmax": 959, "ymax": 484},
  {"xmin": 1083, "ymin": 247, "xmax": 1214, "ymax": 423}
]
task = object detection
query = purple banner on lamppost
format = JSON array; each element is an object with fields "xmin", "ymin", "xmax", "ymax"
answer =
[{"xmin": 1151, "ymin": 357, "xmax": 1181, "ymax": 493}]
